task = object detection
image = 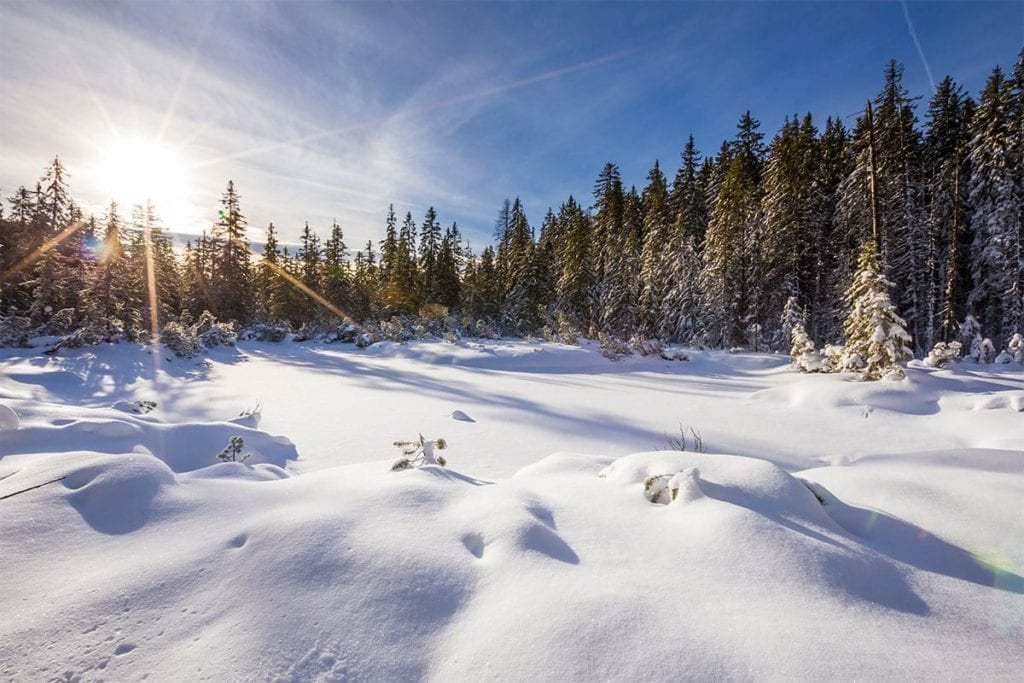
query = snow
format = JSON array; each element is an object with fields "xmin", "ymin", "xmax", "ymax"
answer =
[{"xmin": 1, "ymin": 339, "xmax": 1022, "ymax": 679}]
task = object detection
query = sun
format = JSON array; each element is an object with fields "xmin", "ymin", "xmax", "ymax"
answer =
[{"xmin": 92, "ymin": 135, "xmax": 194, "ymax": 228}]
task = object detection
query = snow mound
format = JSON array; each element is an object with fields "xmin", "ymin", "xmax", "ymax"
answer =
[
  {"xmin": 62, "ymin": 454, "xmax": 177, "ymax": 534},
  {"xmin": 3, "ymin": 407, "xmax": 297, "ymax": 473},
  {"xmin": 600, "ymin": 451, "xmax": 829, "ymax": 522},
  {"xmin": 449, "ymin": 409, "xmax": 475, "ymax": 422},
  {"xmin": 0, "ymin": 402, "xmax": 19, "ymax": 431}
]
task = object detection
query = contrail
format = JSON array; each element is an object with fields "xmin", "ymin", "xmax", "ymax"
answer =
[{"xmin": 901, "ymin": 0, "xmax": 935, "ymax": 93}]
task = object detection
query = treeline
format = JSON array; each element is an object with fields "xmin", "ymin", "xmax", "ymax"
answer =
[{"xmin": 1, "ymin": 55, "xmax": 1022, "ymax": 356}]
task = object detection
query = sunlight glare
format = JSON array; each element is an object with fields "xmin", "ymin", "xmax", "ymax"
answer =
[{"xmin": 92, "ymin": 136, "xmax": 193, "ymax": 228}]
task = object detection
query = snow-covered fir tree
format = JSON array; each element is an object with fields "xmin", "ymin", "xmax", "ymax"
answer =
[{"xmin": 841, "ymin": 239, "xmax": 913, "ymax": 379}]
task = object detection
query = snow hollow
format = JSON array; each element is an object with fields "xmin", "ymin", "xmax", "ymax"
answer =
[{"xmin": 1, "ymin": 339, "xmax": 1022, "ymax": 680}]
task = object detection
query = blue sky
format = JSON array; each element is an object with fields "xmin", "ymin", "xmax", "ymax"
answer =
[{"xmin": 1, "ymin": 1, "xmax": 1022, "ymax": 251}]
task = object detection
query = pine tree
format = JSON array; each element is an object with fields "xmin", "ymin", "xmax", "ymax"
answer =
[
  {"xmin": 500, "ymin": 198, "xmax": 539, "ymax": 334},
  {"xmin": 812, "ymin": 116, "xmax": 852, "ymax": 343},
  {"xmin": 298, "ymin": 222, "xmax": 323, "ymax": 321},
  {"xmin": 435, "ymin": 224, "xmax": 462, "ymax": 309},
  {"xmin": 555, "ymin": 197, "xmax": 593, "ymax": 330},
  {"xmin": 256, "ymin": 222, "xmax": 287, "ymax": 321},
  {"xmin": 841, "ymin": 239, "xmax": 913, "ymax": 379},
  {"xmin": 923, "ymin": 76, "xmax": 974, "ymax": 344},
  {"xmin": 592, "ymin": 163, "xmax": 627, "ymax": 336},
  {"xmin": 323, "ymin": 219, "xmax": 349, "ymax": 318},
  {"xmin": 210, "ymin": 181, "xmax": 253, "ymax": 323},
  {"xmin": 760, "ymin": 115, "xmax": 821, "ymax": 347},
  {"xmin": 419, "ymin": 207, "xmax": 442, "ymax": 304},
  {"xmin": 638, "ymin": 161, "xmax": 671, "ymax": 338},
  {"xmin": 967, "ymin": 65, "xmax": 1022, "ymax": 348},
  {"xmin": 701, "ymin": 114, "xmax": 765, "ymax": 347},
  {"xmin": 660, "ymin": 210, "xmax": 702, "ymax": 343},
  {"xmin": 670, "ymin": 135, "xmax": 709, "ymax": 249}
]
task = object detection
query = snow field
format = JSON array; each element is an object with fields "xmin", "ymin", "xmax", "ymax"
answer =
[{"xmin": 0, "ymin": 339, "xmax": 1022, "ymax": 680}]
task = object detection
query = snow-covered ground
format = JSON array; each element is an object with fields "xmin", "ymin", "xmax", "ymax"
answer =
[{"xmin": 1, "ymin": 339, "xmax": 1022, "ymax": 680}]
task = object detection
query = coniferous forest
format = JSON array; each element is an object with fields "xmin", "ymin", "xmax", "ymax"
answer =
[{"xmin": 2, "ymin": 55, "xmax": 1022, "ymax": 368}]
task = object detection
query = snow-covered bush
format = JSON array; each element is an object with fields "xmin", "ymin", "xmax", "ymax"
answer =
[
  {"xmin": 659, "ymin": 347, "xmax": 689, "ymax": 361},
  {"xmin": 379, "ymin": 316, "xmax": 415, "ymax": 342},
  {"xmin": 391, "ymin": 434, "xmax": 447, "ymax": 470},
  {"xmin": 0, "ymin": 315, "xmax": 34, "ymax": 347},
  {"xmin": 821, "ymin": 343, "xmax": 845, "ymax": 373},
  {"xmin": 217, "ymin": 436, "xmax": 251, "ymax": 463},
  {"xmin": 968, "ymin": 334, "xmax": 996, "ymax": 363},
  {"xmin": 599, "ymin": 333, "xmax": 632, "ymax": 361},
  {"xmin": 958, "ymin": 315, "xmax": 982, "ymax": 349},
  {"xmin": 160, "ymin": 321, "xmax": 201, "ymax": 358},
  {"xmin": 248, "ymin": 321, "xmax": 289, "ymax": 343},
  {"xmin": 335, "ymin": 323, "xmax": 360, "ymax": 343},
  {"xmin": 997, "ymin": 333, "xmax": 1024, "ymax": 365},
  {"xmin": 198, "ymin": 321, "xmax": 237, "ymax": 348},
  {"xmin": 541, "ymin": 313, "xmax": 580, "ymax": 346},
  {"xmin": 923, "ymin": 341, "xmax": 962, "ymax": 368},
  {"xmin": 473, "ymin": 319, "xmax": 500, "ymax": 340},
  {"xmin": 292, "ymin": 322, "xmax": 325, "ymax": 342},
  {"xmin": 630, "ymin": 337, "xmax": 662, "ymax": 357},
  {"xmin": 789, "ymin": 323, "xmax": 824, "ymax": 373},
  {"xmin": 355, "ymin": 331, "xmax": 377, "ymax": 348}
]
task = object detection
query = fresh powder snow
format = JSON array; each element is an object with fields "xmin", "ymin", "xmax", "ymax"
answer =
[{"xmin": 1, "ymin": 339, "xmax": 1022, "ymax": 680}]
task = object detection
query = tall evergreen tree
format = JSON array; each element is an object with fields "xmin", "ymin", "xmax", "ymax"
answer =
[
  {"xmin": 923, "ymin": 76, "xmax": 974, "ymax": 344},
  {"xmin": 210, "ymin": 181, "xmax": 253, "ymax": 323},
  {"xmin": 967, "ymin": 65, "xmax": 1023, "ymax": 347}
]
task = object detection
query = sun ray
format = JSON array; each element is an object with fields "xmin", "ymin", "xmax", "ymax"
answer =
[
  {"xmin": 1, "ymin": 220, "xmax": 85, "ymax": 283},
  {"xmin": 255, "ymin": 252, "xmax": 356, "ymax": 324}
]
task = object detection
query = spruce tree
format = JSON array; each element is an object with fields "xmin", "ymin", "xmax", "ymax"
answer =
[
  {"xmin": 210, "ymin": 181, "xmax": 253, "ymax": 323},
  {"xmin": 555, "ymin": 197, "xmax": 593, "ymax": 330},
  {"xmin": 842, "ymin": 239, "xmax": 913, "ymax": 379},
  {"xmin": 967, "ymin": 66, "xmax": 1022, "ymax": 348},
  {"xmin": 923, "ymin": 76, "xmax": 974, "ymax": 344},
  {"xmin": 638, "ymin": 161, "xmax": 671, "ymax": 338},
  {"xmin": 323, "ymin": 219, "xmax": 349, "ymax": 318}
]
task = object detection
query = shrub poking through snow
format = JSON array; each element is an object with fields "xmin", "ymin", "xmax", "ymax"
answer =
[
  {"xmin": 112, "ymin": 400, "xmax": 157, "ymax": 414},
  {"xmin": 217, "ymin": 436, "xmax": 252, "ymax": 463},
  {"xmin": 665, "ymin": 424, "xmax": 704, "ymax": 453},
  {"xmin": 923, "ymin": 341, "xmax": 962, "ymax": 368},
  {"xmin": 391, "ymin": 434, "xmax": 447, "ymax": 470},
  {"xmin": 644, "ymin": 467, "xmax": 702, "ymax": 505}
]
